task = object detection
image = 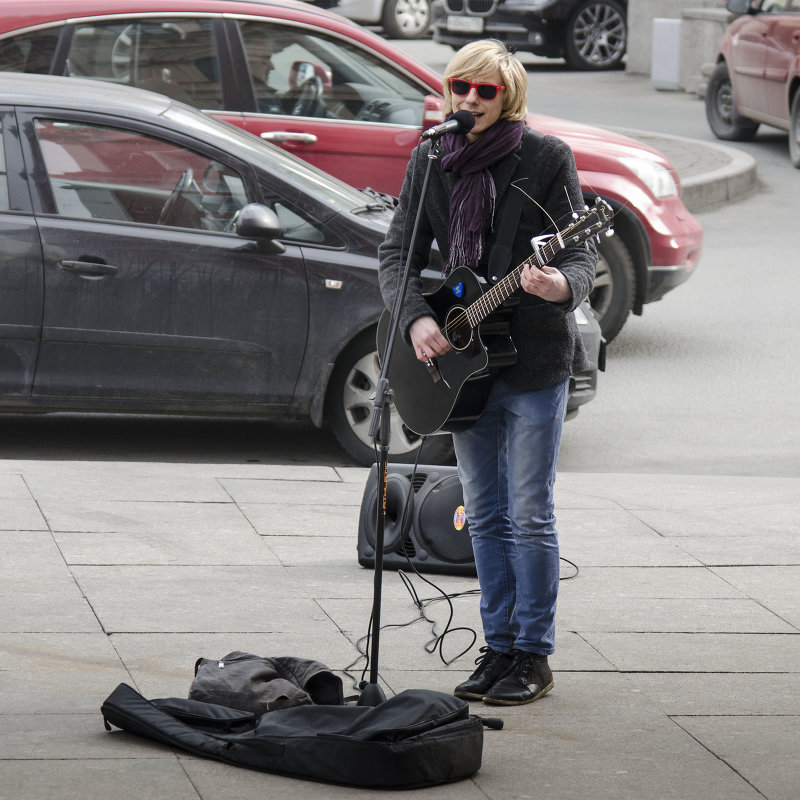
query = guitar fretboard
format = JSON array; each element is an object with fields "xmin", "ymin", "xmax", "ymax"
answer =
[{"xmin": 445, "ymin": 214, "xmax": 591, "ymax": 342}]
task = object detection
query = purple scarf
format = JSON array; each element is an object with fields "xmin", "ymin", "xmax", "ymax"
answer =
[{"xmin": 440, "ymin": 118, "xmax": 525, "ymax": 274}]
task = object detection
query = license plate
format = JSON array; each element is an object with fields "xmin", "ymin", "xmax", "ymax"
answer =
[{"xmin": 446, "ymin": 15, "xmax": 484, "ymax": 34}]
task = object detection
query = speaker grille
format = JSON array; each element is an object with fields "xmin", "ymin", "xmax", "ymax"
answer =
[
  {"xmin": 416, "ymin": 475, "xmax": 473, "ymax": 564},
  {"xmin": 361, "ymin": 474, "xmax": 413, "ymax": 553},
  {"xmin": 357, "ymin": 464, "xmax": 477, "ymax": 576}
]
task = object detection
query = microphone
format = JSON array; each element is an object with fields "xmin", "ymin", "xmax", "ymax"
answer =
[{"xmin": 421, "ymin": 110, "xmax": 475, "ymax": 140}]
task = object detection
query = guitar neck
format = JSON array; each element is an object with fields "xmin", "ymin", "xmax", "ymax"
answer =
[
  {"xmin": 458, "ymin": 198, "xmax": 613, "ymax": 332},
  {"xmin": 465, "ymin": 238, "xmax": 561, "ymax": 329}
]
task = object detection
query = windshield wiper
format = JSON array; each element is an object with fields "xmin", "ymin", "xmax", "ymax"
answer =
[
  {"xmin": 353, "ymin": 186, "xmax": 398, "ymax": 213},
  {"xmin": 351, "ymin": 202, "xmax": 389, "ymax": 215}
]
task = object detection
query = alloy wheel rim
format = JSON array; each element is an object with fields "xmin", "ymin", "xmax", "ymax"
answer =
[
  {"xmin": 573, "ymin": 4, "xmax": 626, "ymax": 67},
  {"xmin": 342, "ymin": 351, "xmax": 422, "ymax": 454},
  {"xmin": 394, "ymin": 0, "xmax": 432, "ymax": 35},
  {"xmin": 716, "ymin": 80, "xmax": 735, "ymax": 125}
]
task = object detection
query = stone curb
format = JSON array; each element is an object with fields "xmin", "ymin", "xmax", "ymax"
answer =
[
  {"xmin": 617, "ymin": 127, "xmax": 758, "ymax": 214},
  {"xmin": 679, "ymin": 140, "xmax": 759, "ymax": 213}
]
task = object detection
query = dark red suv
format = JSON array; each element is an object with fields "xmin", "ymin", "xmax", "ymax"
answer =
[
  {"xmin": 0, "ymin": 0, "xmax": 703, "ymax": 340},
  {"xmin": 706, "ymin": 0, "xmax": 800, "ymax": 166}
]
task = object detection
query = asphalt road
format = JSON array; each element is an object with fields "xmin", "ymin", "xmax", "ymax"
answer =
[
  {"xmin": 490, "ymin": 57, "xmax": 800, "ymax": 478},
  {"xmin": 3, "ymin": 44, "xmax": 798, "ymax": 477}
]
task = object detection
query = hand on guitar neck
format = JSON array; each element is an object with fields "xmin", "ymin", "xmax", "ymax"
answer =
[{"xmin": 519, "ymin": 263, "xmax": 572, "ymax": 304}]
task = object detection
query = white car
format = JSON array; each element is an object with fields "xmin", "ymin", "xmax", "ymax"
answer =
[{"xmin": 313, "ymin": 0, "xmax": 432, "ymax": 38}]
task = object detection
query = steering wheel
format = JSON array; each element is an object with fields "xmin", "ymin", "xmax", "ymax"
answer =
[
  {"xmin": 283, "ymin": 77, "xmax": 322, "ymax": 117},
  {"xmin": 158, "ymin": 167, "xmax": 194, "ymax": 226},
  {"xmin": 222, "ymin": 208, "xmax": 242, "ymax": 234}
]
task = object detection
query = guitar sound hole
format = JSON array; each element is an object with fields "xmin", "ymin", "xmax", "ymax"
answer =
[{"xmin": 444, "ymin": 307, "xmax": 472, "ymax": 351}]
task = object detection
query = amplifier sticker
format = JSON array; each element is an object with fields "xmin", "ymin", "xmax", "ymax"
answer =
[{"xmin": 453, "ymin": 505, "xmax": 467, "ymax": 531}]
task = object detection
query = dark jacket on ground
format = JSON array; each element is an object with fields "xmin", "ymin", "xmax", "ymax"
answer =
[{"xmin": 378, "ymin": 126, "xmax": 597, "ymax": 391}]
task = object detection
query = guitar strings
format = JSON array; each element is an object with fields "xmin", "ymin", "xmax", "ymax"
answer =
[{"xmin": 440, "ymin": 203, "xmax": 609, "ymax": 343}]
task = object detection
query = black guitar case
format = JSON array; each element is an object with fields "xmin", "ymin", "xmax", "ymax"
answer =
[{"xmin": 101, "ymin": 682, "xmax": 484, "ymax": 789}]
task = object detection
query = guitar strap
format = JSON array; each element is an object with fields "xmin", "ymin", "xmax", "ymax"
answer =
[
  {"xmin": 486, "ymin": 131, "xmax": 542, "ymax": 283},
  {"xmin": 486, "ymin": 190, "xmax": 523, "ymax": 283}
]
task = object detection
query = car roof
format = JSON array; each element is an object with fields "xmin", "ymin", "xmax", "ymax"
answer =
[
  {"xmin": 1, "ymin": 70, "xmax": 174, "ymax": 117},
  {"xmin": 0, "ymin": 0, "xmax": 358, "ymax": 34}
]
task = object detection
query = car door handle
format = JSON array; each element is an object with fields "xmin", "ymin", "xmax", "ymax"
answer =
[
  {"xmin": 260, "ymin": 132, "xmax": 318, "ymax": 144},
  {"xmin": 58, "ymin": 260, "xmax": 119, "ymax": 279}
]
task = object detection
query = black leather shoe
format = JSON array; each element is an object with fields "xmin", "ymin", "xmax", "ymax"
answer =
[
  {"xmin": 453, "ymin": 646, "xmax": 513, "ymax": 700},
  {"xmin": 483, "ymin": 651, "xmax": 553, "ymax": 706}
]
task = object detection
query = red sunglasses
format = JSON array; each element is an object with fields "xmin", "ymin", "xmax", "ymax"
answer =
[{"xmin": 449, "ymin": 78, "xmax": 506, "ymax": 100}]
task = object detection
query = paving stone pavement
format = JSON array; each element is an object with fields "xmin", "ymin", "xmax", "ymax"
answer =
[
  {"xmin": 0, "ymin": 44, "xmax": 787, "ymax": 800},
  {"xmin": 1, "ymin": 460, "xmax": 798, "ymax": 800}
]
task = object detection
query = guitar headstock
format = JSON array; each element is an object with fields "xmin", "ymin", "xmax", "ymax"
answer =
[{"xmin": 562, "ymin": 197, "xmax": 615, "ymax": 245}]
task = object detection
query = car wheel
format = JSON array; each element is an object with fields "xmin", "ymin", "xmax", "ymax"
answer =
[
  {"xmin": 705, "ymin": 61, "xmax": 759, "ymax": 141},
  {"xmin": 381, "ymin": 0, "xmax": 432, "ymax": 39},
  {"xmin": 589, "ymin": 233, "xmax": 635, "ymax": 342},
  {"xmin": 327, "ymin": 331, "xmax": 454, "ymax": 466},
  {"xmin": 789, "ymin": 91, "xmax": 800, "ymax": 168},
  {"xmin": 564, "ymin": 0, "xmax": 627, "ymax": 70}
]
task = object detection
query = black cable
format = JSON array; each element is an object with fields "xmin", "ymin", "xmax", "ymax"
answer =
[{"xmin": 559, "ymin": 555, "xmax": 580, "ymax": 580}]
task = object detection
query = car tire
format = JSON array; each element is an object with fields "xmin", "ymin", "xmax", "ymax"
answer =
[
  {"xmin": 789, "ymin": 91, "xmax": 800, "ymax": 168},
  {"xmin": 327, "ymin": 331, "xmax": 454, "ymax": 466},
  {"xmin": 381, "ymin": 0, "xmax": 432, "ymax": 39},
  {"xmin": 705, "ymin": 61, "xmax": 760, "ymax": 141},
  {"xmin": 589, "ymin": 233, "xmax": 635, "ymax": 342},
  {"xmin": 563, "ymin": 0, "xmax": 627, "ymax": 71}
]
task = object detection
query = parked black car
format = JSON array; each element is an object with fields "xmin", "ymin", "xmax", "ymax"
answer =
[
  {"xmin": 432, "ymin": 0, "xmax": 627, "ymax": 70},
  {"xmin": 0, "ymin": 73, "xmax": 602, "ymax": 465}
]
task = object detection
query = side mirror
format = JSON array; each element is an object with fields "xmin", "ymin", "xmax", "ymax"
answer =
[{"xmin": 235, "ymin": 203, "xmax": 285, "ymax": 253}]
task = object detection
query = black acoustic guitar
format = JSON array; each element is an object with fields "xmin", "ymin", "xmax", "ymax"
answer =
[{"xmin": 377, "ymin": 197, "xmax": 614, "ymax": 436}]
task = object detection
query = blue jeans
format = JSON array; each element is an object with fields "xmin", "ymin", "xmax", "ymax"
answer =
[{"xmin": 452, "ymin": 377, "xmax": 568, "ymax": 656}]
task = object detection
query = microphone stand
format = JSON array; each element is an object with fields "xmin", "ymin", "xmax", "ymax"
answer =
[{"xmin": 357, "ymin": 140, "xmax": 441, "ymax": 707}]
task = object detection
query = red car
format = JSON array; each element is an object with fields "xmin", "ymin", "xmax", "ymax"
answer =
[
  {"xmin": 0, "ymin": 0, "xmax": 702, "ymax": 340},
  {"xmin": 706, "ymin": 0, "xmax": 800, "ymax": 167}
]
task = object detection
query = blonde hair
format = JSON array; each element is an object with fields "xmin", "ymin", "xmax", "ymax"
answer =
[{"xmin": 442, "ymin": 39, "xmax": 528, "ymax": 122}]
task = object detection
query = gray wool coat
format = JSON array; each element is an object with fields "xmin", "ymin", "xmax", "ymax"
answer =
[{"xmin": 378, "ymin": 126, "xmax": 597, "ymax": 391}]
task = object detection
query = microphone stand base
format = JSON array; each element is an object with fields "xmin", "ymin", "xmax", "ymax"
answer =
[{"xmin": 357, "ymin": 682, "xmax": 387, "ymax": 707}]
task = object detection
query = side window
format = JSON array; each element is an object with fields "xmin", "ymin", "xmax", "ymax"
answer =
[
  {"xmin": 260, "ymin": 186, "xmax": 332, "ymax": 246},
  {"xmin": 33, "ymin": 119, "xmax": 247, "ymax": 231},
  {"xmin": 0, "ymin": 30, "xmax": 60, "ymax": 73},
  {"xmin": 0, "ymin": 117, "xmax": 9, "ymax": 211},
  {"xmin": 235, "ymin": 20, "xmax": 428, "ymax": 124},
  {"xmin": 67, "ymin": 18, "xmax": 222, "ymax": 109}
]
